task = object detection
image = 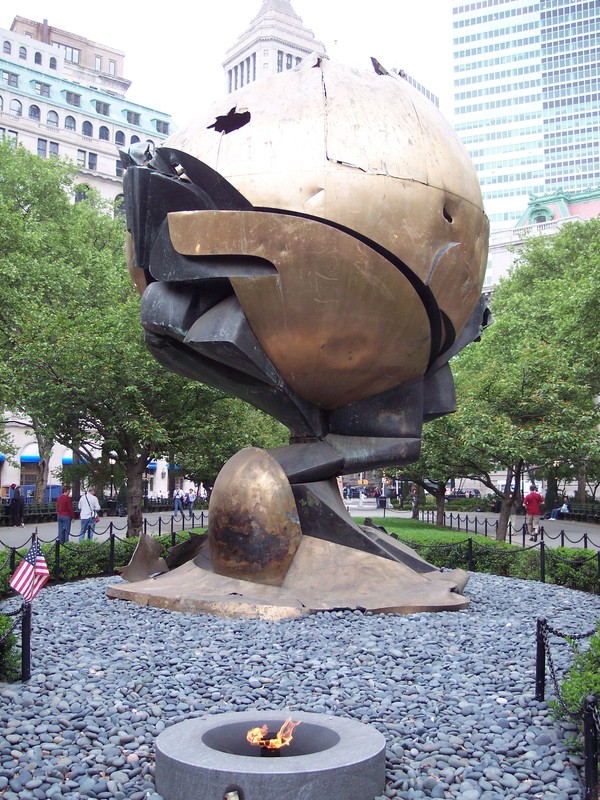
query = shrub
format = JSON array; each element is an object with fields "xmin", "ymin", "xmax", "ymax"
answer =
[
  {"xmin": 0, "ymin": 613, "xmax": 21, "ymax": 682},
  {"xmin": 552, "ymin": 623, "xmax": 600, "ymax": 747}
]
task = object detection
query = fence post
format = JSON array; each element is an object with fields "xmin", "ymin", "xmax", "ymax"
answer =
[
  {"xmin": 158, "ymin": 516, "xmax": 162, "ymax": 537},
  {"xmin": 465, "ymin": 515, "xmax": 470, "ymax": 534},
  {"xmin": 584, "ymin": 533, "xmax": 589, "ymax": 550},
  {"xmin": 597, "ymin": 552, "xmax": 600, "ymax": 597},
  {"xmin": 583, "ymin": 696, "xmax": 598, "ymax": 800},
  {"xmin": 9, "ymin": 547, "xmax": 16, "ymax": 574},
  {"xmin": 467, "ymin": 538, "xmax": 474, "ymax": 572},
  {"xmin": 540, "ymin": 541, "xmax": 546, "ymax": 584},
  {"xmin": 508, "ymin": 519, "xmax": 513, "ymax": 544},
  {"xmin": 21, "ymin": 602, "xmax": 31, "ymax": 682},
  {"xmin": 54, "ymin": 539, "xmax": 60, "ymax": 583},
  {"xmin": 109, "ymin": 531, "xmax": 116, "ymax": 575},
  {"xmin": 143, "ymin": 517, "xmax": 147, "ymax": 536},
  {"xmin": 535, "ymin": 617, "xmax": 546, "ymax": 701},
  {"xmin": 560, "ymin": 530, "xmax": 565, "ymax": 548},
  {"xmin": 484, "ymin": 518, "xmax": 488, "ymax": 538},
  {"xmin": 171, "ymin": 516, "xmax": 176, "ymax": 547},
  {"xmin": 474, "ymin": 517, "xmax": 478, "ymax": 536}
]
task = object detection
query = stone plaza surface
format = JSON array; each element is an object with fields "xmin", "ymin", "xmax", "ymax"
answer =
[{"xmin": 1, "ymin": 572, "xmax": 599, "ymax": 799}]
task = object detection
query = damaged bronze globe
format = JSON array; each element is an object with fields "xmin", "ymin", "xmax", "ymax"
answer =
[{"xmin": 114, "ymin": 58, "xmax": 489, "ymax": 615}]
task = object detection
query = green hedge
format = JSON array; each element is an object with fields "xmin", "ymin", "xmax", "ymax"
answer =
[
  {"xmin": 0, "ymin": 530, "xmax": 205, "ymax": 599},
  {"xmin": 0, "ymin": 613, "xmax": 20, "ymax": 682}
]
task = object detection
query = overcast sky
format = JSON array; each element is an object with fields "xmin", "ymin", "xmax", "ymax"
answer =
[{"xmin": 3, "ymin": 0, "xmax": 454, "ymax": 127}]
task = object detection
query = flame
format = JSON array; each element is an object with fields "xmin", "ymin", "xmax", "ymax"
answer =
[{"xmin": 246, "ymin": 718, "xmax": 301, "ymax": 749}]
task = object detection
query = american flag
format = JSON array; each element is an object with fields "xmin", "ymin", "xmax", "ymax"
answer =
[{"xmin": 9, "ymin": 540, "xmax": 50, "ymax": 602}]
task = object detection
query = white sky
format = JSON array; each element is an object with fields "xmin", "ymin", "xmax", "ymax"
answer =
[{"xmin": 3, "ymin": 0, "xmax": 454, "ymax": 128}]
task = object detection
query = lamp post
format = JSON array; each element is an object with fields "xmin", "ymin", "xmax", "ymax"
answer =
[{"xmin": 109, "ymin": 456, "xmax": 116, "ymax": 499}]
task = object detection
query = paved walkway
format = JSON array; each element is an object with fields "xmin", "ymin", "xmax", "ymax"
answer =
[{"xmin": 1, "ymin": 500, "xmax": 599, "ymax": 551}]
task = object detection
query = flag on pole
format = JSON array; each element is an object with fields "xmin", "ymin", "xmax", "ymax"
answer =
[{"xmin": 9, "ymin": 539, "xmax": 50, "ymax": 602}]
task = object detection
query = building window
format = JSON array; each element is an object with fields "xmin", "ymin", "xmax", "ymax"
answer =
[
  {"xmin": 34, "ymin": 81, "xmax": 51, "ymax": 97},
  {"xmin": 114, "ymin": 194, "xmax": 125, "ymax": 217},
  {"xmin": 2, "ymin": 71, "xmax": 19, "ymax": 88},
  {"xmin": 109, "ymin": 60, "xmax": 116, "ymax": 76},
  {"xmin": 74, "ymin": 184, "xmax": 89, "ymax": 202},
  {"xmin": 277, "ymin": 51, "xmax": 283, "ymax": 73},
  {"xmin": 130, "ymin": 134, "xmax": 140, "ymax": 144},
  {"xmin": 95, "ymin": 55, "xmax": 102, "ymax": 71},
  {"xmin": 95, "ymin": 101, "xmax": 110, "ymax": 116},
  {"xmin": 66, "ymin": 91, "xmax": 81, "ymax": 107},
  {"xmin": 47, "ymin": 110, "xmax": 59, "ymax": 127},
  {"xmin": 286, "ymin": 53, "xmax": 293, "ymax": 70},
  {"xmin": 19, "ymin": 47, "xmax": 27, "ymax": 60},
  {"xmin": 155, "ymin": 120, "xmax": 169, "ymax": 135},
  {"xmin": 34, "ymin": 52, "xmax": 42, "ymax": 65},
  {"xmin": 126, "ymin": 110, "xmax": 140, "ymax": 126},
  {"xmin": 115, "ymin": 159, "xmax": 123, "ymax": 177},
  {"xmin": 49, "ymin": 141, "xmax": 59, "ymax": 157},
  {"xmin": 3, "ymin": 41, "xmax": 11, "ymax": 55},
  {"xmin": 37, "ymin": 138, "xmax": 47, "ymax": 158},
  {"xmin": 9, "ymin": 99, "xmax": 22, "ymax": 116},
  {"xmin": 65, "ymin": 115, "xmax": 76, "ymax": 131},
  {"xmin": 82, "ymin": 121, "xmax": 93, "ymax": 137},
  {"xmin": 49, "ymin": 57, "xmax": 57, "ymax": 70},
  {"xmin": 115, "ymin": 130, "xmax": 125, "ymax": 146},
  {"xmin": 29, "ymin": 104, "xmax": 41, "ymax": 121},
  {"xmin": 88, "ymin": 152, "xmax": 98, "ymax": 170},
  {"xmin": 53, "ymin": 43, "xmax": 80, "ymax": 63},
  {"xmin": 99, "ymin": 125, "xmax": 110, "ymax": 141},
  {"xmin": 77, "ymin": 150, "xmax": 86, "ymax": 167}
]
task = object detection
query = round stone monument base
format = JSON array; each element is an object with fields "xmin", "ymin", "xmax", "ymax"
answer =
[{"xmin": 155, "ymin": 710, "xmax": 386, "ymax": 800}]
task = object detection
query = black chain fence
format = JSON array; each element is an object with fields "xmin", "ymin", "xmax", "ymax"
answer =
[
  {"xmin": 419, "ymin": 510, "xmax": 599, "ymax": 550},
  {"xmin": 536, "ymin": 617, "xmax": 599, "ymax": 800}
]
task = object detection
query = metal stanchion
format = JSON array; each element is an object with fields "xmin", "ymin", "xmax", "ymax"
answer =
[
  {"xmin": 21, "ymin": 602, "xmax": 31, "ymax": 682},
  {"xmin": 535, "ymin": 617, "xmax": 546, "ymax": 701}
]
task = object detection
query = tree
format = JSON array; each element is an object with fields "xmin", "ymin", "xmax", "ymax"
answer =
[
  {"xmin": 0, "ymin": 141, "xmax": 289, "ymax": 530},
  {"xmin": 396, "ymin": 220, "xmax": 600, "ymax": 539},
  {"xmin": 171, "ymin": 392, "xmax": 287, "ymax": 490}
]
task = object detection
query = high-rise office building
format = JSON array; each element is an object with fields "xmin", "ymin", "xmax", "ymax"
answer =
[{"xmin": 452, "ymin": 0, "xmax": 600, "ymax": 232}]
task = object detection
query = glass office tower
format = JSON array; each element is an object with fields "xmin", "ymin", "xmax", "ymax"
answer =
[{"xmin": 452, "ymin": 1, "xmax": 600, "ymax": 231}]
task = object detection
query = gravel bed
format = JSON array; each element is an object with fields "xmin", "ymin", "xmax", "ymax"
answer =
[{"xmin": 1, "ymin": 572, "xmax": 599, "ymax": 800}]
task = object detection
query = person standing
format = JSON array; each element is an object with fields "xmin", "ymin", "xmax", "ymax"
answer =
[
  {"xmin": 78, "ymin": 488, "xmax": 101, "ymax": 542},
  {"xmin": 186, "ymin": 486, "xmax": 197, "ymax": 519},
  {"xmin": 56, "ymin": 485, "xmax": 75, "ymax": 544},
  {"xmin": 523, "ymin": 484, "xmax": 545, "ymax": 542},
  {"xmin": 9, "ymin": 484, "xmax": 25, "ymax": 527},
  {"xmin": 173, "ymin": 487, "xmax": 184, "ymax": 520}
]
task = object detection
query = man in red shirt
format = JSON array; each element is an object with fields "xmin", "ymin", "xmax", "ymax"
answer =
[
  {"xmin": 56, "ymin": 485, "xmax": 75, "ymax": 545},
  {"xmin": 523, "ymin": 484, "xmax": 544, "ymax": 542}
]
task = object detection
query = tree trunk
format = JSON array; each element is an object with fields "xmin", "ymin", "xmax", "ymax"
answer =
[
  {"xmin": 577, "ymin": 464, "xmax": 587, "ymax": 503},
  {"xmin": 32, "ymin": 426, "xmax": 52, "ymax": 504},
  {"xmin": 435, "ymin": 492, "xmax": 446, "ymax": 527},
  {"xmin": 126, "ymin": 460, "xmax": 145, "ymax": 537},
  {"xmin": 496, "ymin": 465, "xmax": 519, "ymax": 542}
]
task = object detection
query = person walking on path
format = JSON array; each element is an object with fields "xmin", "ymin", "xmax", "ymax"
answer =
[
  {"xmin": 9, "ymin": 484, "xmax": 25, "ymax": 527},
  {"xmin": 186, "ymin": 487, "xmax": 197, "ymax": 519},
  {"xmin": 78, "ymin": 488, "xmax": 101, "ymax": 542},
  {"xmin": 523, "ymin": 484, "xmax": 545, "ymax": 542},
  {"xmin": 56, "ymin": 485, "xmax": 74, "ymax": 544},
  {"xmin": 173, "ymin": 487, "xmax": 184, "ymax": 520}
]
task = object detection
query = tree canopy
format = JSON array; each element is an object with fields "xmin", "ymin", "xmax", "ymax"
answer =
[
  {"xmin": 403, "ymin": 218, "xmax": 600, "ymax": 538},
  {"xmin": 0, "ymin": 141, "xmax": 286, "ymax": 531}
]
